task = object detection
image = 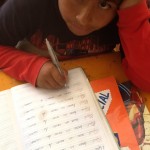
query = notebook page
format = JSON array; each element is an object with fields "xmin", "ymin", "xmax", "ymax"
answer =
[
  {"xmin": 11, "ymin": 68, "xmax": 119, "ymax": 150},
  {"xmin": 0, "ymin": 90, "xmax": 20, "ymax": 150}
]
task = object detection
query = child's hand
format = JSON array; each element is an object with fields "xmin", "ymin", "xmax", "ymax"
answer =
[
  {"xmin": 36, "ymin": 61, "xmax": 68, "ymax": 89},
  {"xmin": 119, "ymin": 0, "xmax": 142, "ymax": 9}
]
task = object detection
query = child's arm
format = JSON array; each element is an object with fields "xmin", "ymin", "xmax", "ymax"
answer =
[
  {"xmin": 0, "ymin": 45, "xmax": 67, "ymax": 89},
  {"xmin": 118, "ymin": 0, "xmax": 150, "ymax": 91},
  {"xmin": 0, "ymin": 0, "xmax": 67, "ymax": 89}
]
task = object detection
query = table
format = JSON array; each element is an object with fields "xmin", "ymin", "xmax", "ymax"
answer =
[{"xmin": 0, "ymin": 52, "xmax": 150, "ymax": 110}]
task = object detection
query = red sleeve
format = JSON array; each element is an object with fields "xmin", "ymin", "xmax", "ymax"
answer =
[
  {"xmin": 117, "ymin": 0, "xmax": 150, "ymax": 92},
  {"xmin": 0, "ymin": 45, "xmax": 49, "ymax": 86}
]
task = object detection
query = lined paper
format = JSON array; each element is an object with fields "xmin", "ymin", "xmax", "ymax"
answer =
[
  {"xmin": 10, "ymin": 68, "xmax": 119, "ymax": 150},
  {"xmin": 0, "ymin": 90, "xmax": 18, "ymax": 150}
]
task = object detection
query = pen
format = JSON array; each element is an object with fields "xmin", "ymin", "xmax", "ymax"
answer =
[
  {"xmin": 45, "ymin": 38, "xmax": 67, "ymax": 87},
  {"xmin": 45, "ymin": 38, "xmax": 63, "ymax": 74},
  {"xmin": 46, "ymin": 38, "xmax": 67, "ymax": 87}
]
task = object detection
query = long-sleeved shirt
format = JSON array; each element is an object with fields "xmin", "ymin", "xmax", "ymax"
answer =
[
  {"xmin": 118, "ymin": 0, "xmax": 150, "ymax": 91},
  {"xmin": 0, "ymin": 0, "xmax": 150, "ymax": 92}
]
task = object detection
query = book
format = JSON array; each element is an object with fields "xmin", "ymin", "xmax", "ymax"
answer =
[
  {"xmin": 90, "ymin": 76, "xmax": 140, "ymax": 150},
  {"xmin": 118, "ymin": 81, "xmax": 150, "ymax": 150},
  {"xmin": 0, "ymin": 67, "xmax": 119, "ymax": 150}
]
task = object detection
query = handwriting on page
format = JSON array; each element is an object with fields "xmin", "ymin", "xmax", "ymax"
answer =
[
  {"xmin": 0, "ymin": 90, "xmax": 18, "ymax": 150},
  {"xmin": 11, "ymin": 70, "xmax": 111, "ymax": 150}
]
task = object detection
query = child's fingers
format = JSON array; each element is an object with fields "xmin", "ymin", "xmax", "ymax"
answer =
[
  {"xmin": 36, "ymin": 61, "xmax": 68, "ymax": 89},
  {"xmin": 51, "ymin": 66, "xmax": 68, "ymax": 87}
]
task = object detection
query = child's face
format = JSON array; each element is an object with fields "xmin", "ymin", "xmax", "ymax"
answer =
[{"xmin": 58, "ymin": 0, "xmax": 118, "ymax": 36}]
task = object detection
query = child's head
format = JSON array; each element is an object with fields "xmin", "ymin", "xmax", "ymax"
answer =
[{"xmin": 58, "ymin": 0, "xmax": 118, "ymax": 36}]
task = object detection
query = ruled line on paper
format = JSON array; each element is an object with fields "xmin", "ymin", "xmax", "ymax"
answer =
[
  {"xmin": 0, "ymin": 90, "xmax": 18, "ymax": 150},
  {"xmin": 11, "ymin": 68, "xmax": 113, "ymax": 150}
]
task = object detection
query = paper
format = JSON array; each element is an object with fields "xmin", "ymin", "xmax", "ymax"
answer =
[
  {"xmin": 0, "ymin": 68, "xmax": 119, "ymax": 150},
  {"xmin": 0, "ymin": 90, "xmax": 18, "ymax": 150}
]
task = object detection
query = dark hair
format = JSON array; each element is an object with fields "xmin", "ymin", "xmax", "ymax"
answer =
[
  {"xmin": 91, "ymin": 15, "xmax": 120, "ymax": 45},
  {"xmin": 40, "ymin": 0, "xmax": 120, "ymax": 45},
  {"xmin": 0, "ymin": 0, "xmax": 6, "ymax": 6}
]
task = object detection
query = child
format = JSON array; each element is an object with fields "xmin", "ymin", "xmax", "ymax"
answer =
[{"xmin": 0, "ymin": 0, "xmax": 149, "ymax": 91}]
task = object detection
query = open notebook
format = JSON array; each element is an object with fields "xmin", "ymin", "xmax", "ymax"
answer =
[{"xmin": 0, "ymin": 67, "xmax": 119, "ymax": 150}]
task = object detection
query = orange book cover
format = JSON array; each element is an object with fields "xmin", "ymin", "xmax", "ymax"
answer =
[{"xmin": 90, "ymin": 76, "xmax": 139, "ymax": 150}]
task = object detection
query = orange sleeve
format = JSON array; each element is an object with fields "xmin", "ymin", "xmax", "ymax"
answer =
[
  {"xmin": 0, "ymin": 45, "xmax": 49, "ymax": 86},
  {"xmin": 117, "ymin": 0, "xmax": 150, "ymax": 92}
]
